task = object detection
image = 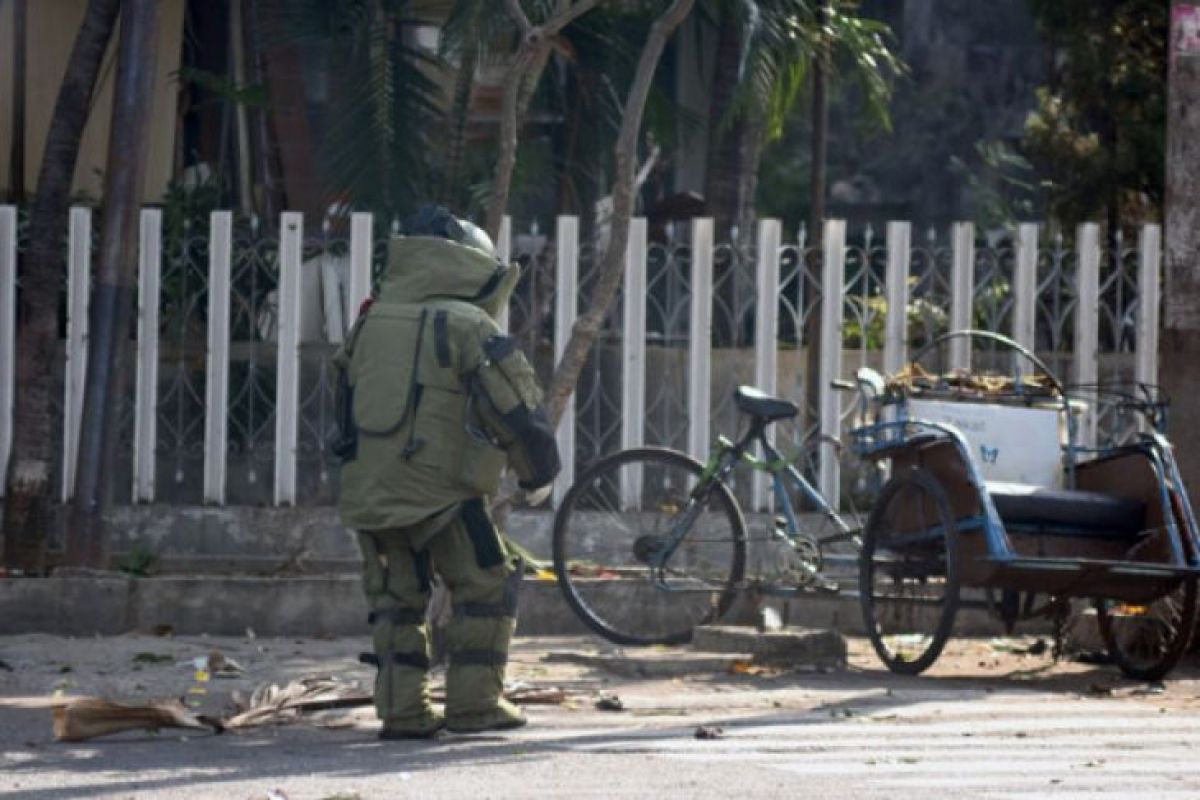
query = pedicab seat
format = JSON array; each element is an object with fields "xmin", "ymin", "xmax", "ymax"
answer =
[{"xmin": 986, "ymin": 481, "xmax": 1146, "ymax": 538}]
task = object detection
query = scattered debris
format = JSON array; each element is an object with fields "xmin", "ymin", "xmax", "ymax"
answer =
[
  {"xmin": 988, "ymin": 637, "xmax": 1048, "ymax": 656},
  {"xmin": 505, "ymin": 685, "xmax": 568, "ymax": 705},
  {"xmin": 225, "ymin": 677, "xmax": 371, "ymax": 730},
  {"xmin": 266, "ymin": 790, "xmax": 291, "ymax": 800},
  {"xmin": 205, "ymin": 651, "xmax": 245, "ymax": 678},
  {"xmin": 594, "ymin": 694, "xmax": 624, "ymax": 712},
  {"xmin": 694, "ymin": 725, "xmax": 724, "ymax": 739},
  {"xmin": 131, "ymin": 652, "xmax": 174, "ymax": 665},
  {"xmin": 52, "ymin": 697, "xmax": 222, "ymax": 742},
  {"xmin": 1133, "ymin": 682, "xmax": 1166, "ymax": 696},
  {"xmin": 1087, "ymin": 683, "xmax": 1115, "ymax": 697}
]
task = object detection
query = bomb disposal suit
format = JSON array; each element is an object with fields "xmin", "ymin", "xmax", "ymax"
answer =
[{"xmin": 335, "ymin": 214, "xmax": 559, "ymax": 738}]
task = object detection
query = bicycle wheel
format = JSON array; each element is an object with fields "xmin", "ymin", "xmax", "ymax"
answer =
[
  {"xmin": 860, "ymin": 467, "xmax": 960, "ymax": 675},
  {"xmin": 552, "ymin": 447, "xmax": 747, "ymax": 646},
  {"xmin": 1097, "ymin": 578, "xmax": 1198, "ymax": 681}
]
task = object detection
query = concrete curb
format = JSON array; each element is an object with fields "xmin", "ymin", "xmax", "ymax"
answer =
[{"xmin": 1, "ymin": 574, "xmax": 1067, "ymax": 639}]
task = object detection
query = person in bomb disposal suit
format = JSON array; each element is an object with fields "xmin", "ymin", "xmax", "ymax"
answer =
[{"xmin": 333, "ymin": 206, "xmax": 560, "ymax": 738}]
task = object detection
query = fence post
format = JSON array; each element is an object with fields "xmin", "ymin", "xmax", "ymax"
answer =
[
  {"xmin": 1013, "ymin": 223, "xmax": 1039, "ymax": 351},
  {"xmin": 62, "ymin": 207, "xmax": 91, "ymax": 501},
  {"xmin": 883, "ymin": 221, "xmax": 911, "ymax": 376},
  {"xmin": 274, "ymin": 212, "xmax": 303, "ymax": 506},
  {"xmin": 1074, "ymin": 223, "xmax": 1101, "ymax": 447},
  {"xmin": 950, "ymin": 222, "xmax": 975, "ymax": 369},
  {"xmin": 346, "ymin": 212, "xmax": 373, "ymax": 329},
  {"xmin": 752, "ymin": 218, "xmax": 781, "ymax": 511},
  {"xmin": 203, "ymin": 211, "xmax": 233, "ymax": 505},
  {"xmin": 132, "ymin": 209, "xmax": 162, "ymax": 503},
  {"xmin": 0, "ymin": 207, "xmax": 15, "ymax": 493},
  {"xmin": 818, "ymin": 220, "xmax": 846, "ymax": 508},
  {"xmin": 688, "ymin": 218, "xmax": 714, "ymax": 461},
  {"xmin": 553, "ymin": 215, "xmax": 579, "ymax": 505},
  {"xmin": 1136, "ymin": 224, "xmax": 1162, "ymax": 392},
  {"xmin": 619, "ymin": 218, "xmax": 648, "ymax": 509},
  {"xmin": 497, "ymin": 216, "xmax": 512, "ymax": 333}
]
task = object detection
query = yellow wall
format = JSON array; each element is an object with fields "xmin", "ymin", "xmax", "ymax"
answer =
[{"xmin": 0, "ymin": 0, "xmax": 185, "ymax": 203}]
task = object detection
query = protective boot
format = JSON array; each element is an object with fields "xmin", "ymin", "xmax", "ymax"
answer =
[
  {"xmin": 358, "ymin": 531, "xmax": 442, "ymax": 739},
  {"xmin": 426, "ymin": 504, "xmax": 527, "ymax": 733},
  {"xmin": 443, "ymin": 558, "xmax": 525, "ymax": 733}
]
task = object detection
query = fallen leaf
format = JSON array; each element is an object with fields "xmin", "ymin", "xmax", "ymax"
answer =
[{"xmin": 53, "ymin": 697, "xmax": 221, "ymax": 742}]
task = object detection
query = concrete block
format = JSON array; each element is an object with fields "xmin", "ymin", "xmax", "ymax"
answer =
[{"xmin": 692, "ymin": 625, "xmax": 848, "ymax": 668}]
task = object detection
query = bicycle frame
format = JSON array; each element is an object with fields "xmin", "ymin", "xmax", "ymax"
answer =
[{"xmin": 650, "ymin": 417, "xmax": 858, "ymax": 585}]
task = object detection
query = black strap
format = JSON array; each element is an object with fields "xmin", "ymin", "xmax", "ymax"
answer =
[
  {"xmin": 359, "ymin": 651, "xmax": 431, "ymax": 670},
  {"xmin": 401, "ymin": 310, "xmax": 428, "ymax": 460},
  {"xmin": 367, "ymin": 607, "xmax": 426, "ymax": 626},
  {"xmin": 450, "ymin": 649, "xmax": 506, "ymax": 668},
  {"xmin": 433, "ymin": 310, "xmax": 451, "ymax": 368},
  {"xmin": 453, "ymin": 601, "xmax": 508, "ymax": 618}
]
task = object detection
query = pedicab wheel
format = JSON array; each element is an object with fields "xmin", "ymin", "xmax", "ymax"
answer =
[
  {"xmin": 552, "ymin": 447, "xmax": 747, "ymax": 647},
  {"xmin": 1096, "ymin": 577, "xmax": 1198, "ymax": 682},
  {"xmin": 860, "ymin": 467, "xmax": 960, "ymax": 675}
]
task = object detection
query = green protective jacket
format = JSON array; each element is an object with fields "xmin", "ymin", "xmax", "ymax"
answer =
[{"xmin": 335, "ymin": 236, "xmax": 560, "ymax": 531}]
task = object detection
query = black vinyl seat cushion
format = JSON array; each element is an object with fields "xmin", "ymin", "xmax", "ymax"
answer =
[
  {"xmin": 735, "ymin": 386, "xmax": 799, "ymax": 421},
  {"xmin": 986, "ymin": 481, "xmax": 1146, "ymax": 537}
]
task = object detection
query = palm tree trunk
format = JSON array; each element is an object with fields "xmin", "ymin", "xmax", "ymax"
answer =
[
  {"xmin": 3, "ymin": 0, "xmax": 121, "ymax": 572},
  {"xmin": 66, "ymin": 0, "xmax": 162, "ymax": 568},
  {"xmin": 703, "ymin": 7, "xmax": 749, "ymax": 239},
  {"xmin": 1162, "ymin": 2, "xmax": 1200, "ymax": 493},
  {"xmin": 7, "ymin": 0, "xmax": 28, "ymax": 202}
]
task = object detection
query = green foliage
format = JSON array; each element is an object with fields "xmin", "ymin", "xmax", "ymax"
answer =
[
  {"xmin": 1023, "ymin": 0, "xmax": 1167, "ymax": 227},
  {"xmin": 841, "ymin": 291, "xmax": 949, "ymax": 349},
  {"xmin": 950, "ymin": 140, "xmax": 1039, "ymax": 229},
  {"xmin": 263, "ymin": 0, "xmax": 447, "ymax": 218},
  {"xmin": 729, "ymin": 0, "xmax": 905, "ymax": 142},
  {"xmin": 116, "ymin": 545, "xmax": 158, "ymax": 578},
  {"xmin": 175, "ymin": 66, "xmax": 268, "ymax": 108}
]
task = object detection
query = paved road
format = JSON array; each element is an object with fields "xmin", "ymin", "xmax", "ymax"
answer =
[{"xmin": 3, "ymin": 634, "xmax": 1200, "ymax": 798}]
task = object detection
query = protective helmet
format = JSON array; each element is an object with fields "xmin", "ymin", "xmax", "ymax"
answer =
[
  {"xmin": 402, "ymin": 204, "xmax": 496, "ymax": 260},
  {"xmin": 456, "ymin": 218, "xmax": 496, "ymax": 260}
]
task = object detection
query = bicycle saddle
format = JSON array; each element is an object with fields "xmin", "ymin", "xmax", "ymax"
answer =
[{"xmin": 734, "ymin": 386, "xmax": 799, "ymax": 421}]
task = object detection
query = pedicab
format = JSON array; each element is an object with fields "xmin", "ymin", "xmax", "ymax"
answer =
[{"xmin": 848, "ymin": 330, "xmax": 1200, "ymax": 679}]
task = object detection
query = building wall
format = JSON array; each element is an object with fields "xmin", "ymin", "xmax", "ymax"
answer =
[{"xmin": 0, "ymin": 0, "xmax": 185, "ymax": 203}]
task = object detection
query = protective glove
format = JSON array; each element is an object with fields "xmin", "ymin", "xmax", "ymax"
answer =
[{"xmin": 524, "ymin": 483, "xmax": 553, "ymax": 507}]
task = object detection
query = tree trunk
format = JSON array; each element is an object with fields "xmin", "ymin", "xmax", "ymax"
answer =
[
  {"xmin": 803, "ymin": 1, "xmax": 831, "ymax": 440},
  {"xmin": 544, "ymin": 0, "xmax": 696, "ymax": 428},
  {"xmin": 703, "ymin": 7, "xmax": 752, "ymax": 240},
  {"xmin": 66, "ymin": 0, "xmax": 162, "ymax": 568},
  {"xmin": 485, "ymin": 0, "xmax": 602, "ymax": 239},
  {"xmin": 7, "ymin": 0, "xmax": 27, "ymax": 202},
  {"xmin": 1162, "ymin": 3, "xmax": 1200, "ymax": 495},
  {"xmin": 3, "ymin": 0, "xmax": 121, "ymax": 572}
]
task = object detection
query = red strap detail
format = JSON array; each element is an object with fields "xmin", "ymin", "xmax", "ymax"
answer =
[{"xmin": 358, "ymin": 297, "xmax": 375, "ymax": 317}]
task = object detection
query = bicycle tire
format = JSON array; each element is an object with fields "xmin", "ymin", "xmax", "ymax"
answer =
[
  {"xmin": 1096, "ymin": 577, "xmax": 1198, "ymax": 681},
  {"xmin": 860, "ymin": 467, "xmax": 960, "ymax": 675},
  {"xmin": 552, "ymin": 447, "xmax": 747, "ymax": 646}
]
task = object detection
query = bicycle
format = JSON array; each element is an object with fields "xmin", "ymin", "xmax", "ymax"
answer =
[{"xmin": 551, "ymin": 384, "xmax": 873, "ymax": 646}]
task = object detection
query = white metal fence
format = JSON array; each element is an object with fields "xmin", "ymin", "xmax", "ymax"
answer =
[{"xmin": 0, "ymin": 206, "xmax": 1161, "ymax": 513}]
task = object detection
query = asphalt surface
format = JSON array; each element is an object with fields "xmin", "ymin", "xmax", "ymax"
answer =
[{"xmin": 3, "ymin": 633, "xmax": 1200, "ymax": 799}]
